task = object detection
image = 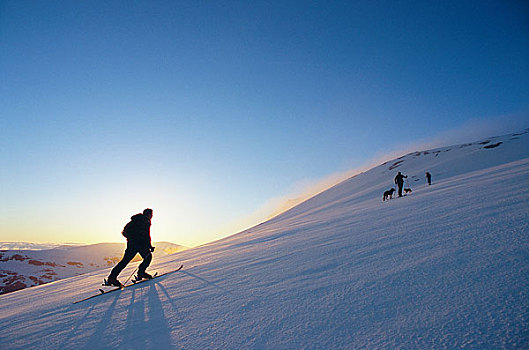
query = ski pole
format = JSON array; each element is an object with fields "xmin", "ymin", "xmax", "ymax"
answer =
[{"xmin": 122, "ymin": 266, "xmax": 139, "ymax": 286}]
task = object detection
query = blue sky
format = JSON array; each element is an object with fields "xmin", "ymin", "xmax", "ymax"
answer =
[{"xmin": 1, "ymin": 1, "xmax": 528, "ymax": 247}]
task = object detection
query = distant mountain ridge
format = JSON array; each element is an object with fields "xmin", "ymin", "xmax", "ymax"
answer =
[
  {"xmin": 0, "ymin": 242, "xmax": 76, "ymax": 250},
  {"xmin": 0, "ymin": 241, "xmax": 187, "ymax": 294}
]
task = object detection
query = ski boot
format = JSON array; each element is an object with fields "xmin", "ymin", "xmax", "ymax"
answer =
[
  {"xmin": 104, "ymin": 276, "xmax": 123, "ymax": 287},
  {"xmin": 137, "ymin": 271, "xmax": 153, "ymax": 280}
]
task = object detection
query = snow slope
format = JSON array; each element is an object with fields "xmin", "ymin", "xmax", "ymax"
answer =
[
  {"xmin": 0, "ymin": 242, "xmax": 187, "ymax": 294},
  {"xmin": 0, "ymin": 130, "xmax": 528, "ymax": 349}
]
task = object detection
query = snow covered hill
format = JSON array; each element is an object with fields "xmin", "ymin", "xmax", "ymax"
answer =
[
  {"xmin": 0, "ymin": 242, "xmax": 187, "ymax": 294},
  {"xmin": 0, "ymin": 130, "xmax": 528, "ymax": 349}
]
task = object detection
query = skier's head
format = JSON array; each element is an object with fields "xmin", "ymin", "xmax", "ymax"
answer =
[{"xmin": 143, "ymin": 208, "xmax": 153, "ymax": 220}]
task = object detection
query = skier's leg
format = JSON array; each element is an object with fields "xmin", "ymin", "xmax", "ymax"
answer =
[
  {"xmin": 109, "ymin": 245, "xmax": 137, "ymax": 279},
  {"xmin": 137, "ymin": 247, "xmax": 152, "ymax": 275}
]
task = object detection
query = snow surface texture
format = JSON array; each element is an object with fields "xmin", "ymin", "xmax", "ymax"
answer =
[
  {"xmin": 0, "ymin": 242, "xmax": 186, "ymax": 294},
  {"xmin": 0, "ymin": 131, "xmax": 528, "ymax": 349}
]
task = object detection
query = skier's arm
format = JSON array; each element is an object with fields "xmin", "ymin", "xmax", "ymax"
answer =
[
  {"xmin": 144, "ymin": 218, "xmax": 154, "ymax": 252},
  {"xmin": 148, "ymin": 234, "xmax": 154, "ymax": 251}
]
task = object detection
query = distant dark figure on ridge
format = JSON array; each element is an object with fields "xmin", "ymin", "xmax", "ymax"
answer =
[
  {"xmin": 394, "ymin": 172, "xmax": 408, "ymax": 197},
  {"xmin": 106, "ymin": 208, "xmax": 155, "ymax": 287},
  {"xmin": 426, "ymin": 172, "xmax": 432, "ymax": 185}
]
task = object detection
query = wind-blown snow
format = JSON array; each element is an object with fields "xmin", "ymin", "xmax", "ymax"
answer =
[{"xmin": 0, "ymin": 131, "xmax": 528, "ymax": 349}]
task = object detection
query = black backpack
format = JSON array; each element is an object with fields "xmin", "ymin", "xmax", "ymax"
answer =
[
  {"xmin": 122, "ymin": 220, "xmax": 141, "ymax": 239},
  {"xmin": 122, "ymin": 213, "xmax": 147, "ymax": 240}
]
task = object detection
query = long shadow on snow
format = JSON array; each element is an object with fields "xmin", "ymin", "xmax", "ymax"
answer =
[
  {"xmin": 124, "ymin": 288, "xmax": 144, "ymax": 346},
  {"xmin": 122, "ymin": 284, "xmax": 175, "ymax": 348},
  {"xmin": 156, "ymin": 282, "xmax": 181, "ymax": 313},
  {"xmin": 147, "ymin": 284, "xmax": 175, "ymax": 347},
  {"xmin": 179, "ymin": 270, "xmax": 229, "ymax": 293},
  {"xmin": 82, "ymin": 292, "xmax": 120, "ymax": 349},
  {"xmin": 74, "ymin": 281, "xmax": 174, "ymax": 349},
  {"xmin": 61, "ymin": 268, "xmax": 221, "ymax": 348},
  {"xmin": 60, "ymin": 303, "xmax": 97, "ymax": 348},
  {"xmin": 228, "ymin": 230, "xmax": 296, "ymax": 248}
]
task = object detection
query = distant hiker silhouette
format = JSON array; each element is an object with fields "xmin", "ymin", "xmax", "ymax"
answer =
[
  {"xmin": 426, "ymin": 172, "xmax": 432, "ymax": 185},
  {"xmin": 107, "ymin": 208, "xmax": 155, "ymax": 287},
  {"xmin": 394, "ymin": 172, "xmax": 408, "ymax": 197}
]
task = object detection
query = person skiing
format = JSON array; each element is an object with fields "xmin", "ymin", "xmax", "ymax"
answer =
[
  {"xmin": 426, "ymin": 172, "xmax": 432, "ymax": 185},
  {"xmin": 106, "ymin": 208, "xmax": 155, "ymax": 287},
  {"xmin": 394, "ymin": 172, "xmax": 408, "ymax": 197}
]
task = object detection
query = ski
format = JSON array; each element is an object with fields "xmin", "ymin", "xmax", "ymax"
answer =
[{"xmin": 73, "ymin": 265, "xmax": 183, "ymax": 304}]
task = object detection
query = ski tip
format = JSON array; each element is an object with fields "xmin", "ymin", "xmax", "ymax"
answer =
[{"xmin": 177, "ymin": 265, "xmax": 183, "ymax": 271}]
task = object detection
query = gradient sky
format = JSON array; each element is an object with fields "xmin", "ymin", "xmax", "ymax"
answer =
[{"xmin": 1, "ymin": 1, "xmax": 528, "ymax": 247}]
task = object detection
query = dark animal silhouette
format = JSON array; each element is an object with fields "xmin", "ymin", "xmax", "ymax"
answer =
[
  {"xmin": 404, "ymin": 188, "xmax": 412, "ymax": 194},
  {"xmin": 383, "ymin": 188, "xmax": 395, "ymax": 201}
]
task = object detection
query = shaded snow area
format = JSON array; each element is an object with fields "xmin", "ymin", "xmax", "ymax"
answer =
[
  {"xmin": 0, "ymin": 242, "xmax": 187, "ymax": 294},
  {"xmin": 0, "ymin": 130, "xmax": 528, "ymax": 349}
]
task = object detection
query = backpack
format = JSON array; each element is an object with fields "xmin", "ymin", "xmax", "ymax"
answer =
[
  {"xmin": 121, "ymin": 221, "xmax": 135, "ymax": 239},
  {"xmin": 121, "ymin": 214, "xmax": 147, "ymax": 240}
]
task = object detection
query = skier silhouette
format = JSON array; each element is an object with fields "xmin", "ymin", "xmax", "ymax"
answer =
[
  {"xmin": 426, "ymin": 172, "xmax": 432, "ymax": 185},
  {"xmin": 394, "ymin": 172, "xmax": 408, "ymax": 197},
  {"xmin": 107, "ymin": 208, "xmax": 155, "ymax": 287}
]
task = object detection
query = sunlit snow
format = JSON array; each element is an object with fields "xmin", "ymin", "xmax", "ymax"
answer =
[{"xmin": 1, "ymin": 130, "xmax": 528, "ymax": 349}]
